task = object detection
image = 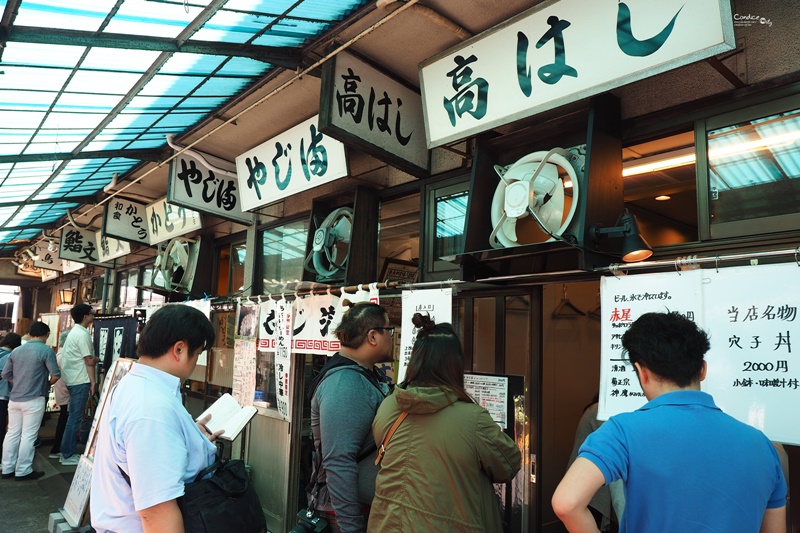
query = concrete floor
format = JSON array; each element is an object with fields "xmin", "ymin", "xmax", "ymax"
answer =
[{"xmin": 0, "ymin": 410, "xmax": 84, "ymax": 533}]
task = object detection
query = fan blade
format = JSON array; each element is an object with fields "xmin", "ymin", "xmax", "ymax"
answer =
[
  {"xmin": 501, "ymin": 216, "xmax": 519, "ymax": 243},
  {"xmin": 332, "ymin": 216, "xmax": 352, "ymax": 243},
  {"xmin": 534, "ymin": 179, "xmax": 565, "ymax": 233},
  {"xmin": 531, "ymin": 163, "xmax": 559, "ymax": 207}
]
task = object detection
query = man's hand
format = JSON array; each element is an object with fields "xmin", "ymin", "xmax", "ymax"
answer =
[
  {"xmin": 90, "ymin": 383, "xmax": 95, "ymax": 397},
  {"xmin": 196, "ymin": 413, "xmax": 225, "ymax": 442}
]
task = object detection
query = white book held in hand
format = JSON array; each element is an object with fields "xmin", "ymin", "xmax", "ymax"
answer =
[{"xmin": 197, "ymin": 393, "xmax": 258, "ymax": 441}]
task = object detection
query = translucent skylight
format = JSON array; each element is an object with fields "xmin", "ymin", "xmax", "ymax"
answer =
[{"xmin": 0, "ymin": 0, "xmax": 372, "ymax": 256}]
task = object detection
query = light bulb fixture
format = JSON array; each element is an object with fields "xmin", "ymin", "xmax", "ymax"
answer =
[
  {"xmin": 47, "ymin": 239, "xmax": 58, "ymax": 252},
  {"xmin": 591, "ymin": 209, "xmax": 653, "ymax": 263},
  {"xmin": 11, "ymin": 260, "xmax": 21, "ymax": 268},
  {"xmin": 59, "ymin": 287, "xmax": 75, "ymax": 306},
  {"xmin": 28, "ymin": 246, "xmax": 40, "ymax": 261}
]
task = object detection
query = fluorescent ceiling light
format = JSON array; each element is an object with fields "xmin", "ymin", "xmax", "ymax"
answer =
[{"xmin": 622, "ymin": 129, "xmax": 800, "ymax": 177}]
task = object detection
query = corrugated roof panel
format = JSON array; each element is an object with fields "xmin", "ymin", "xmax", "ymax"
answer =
[
  {"xmin": 105, "ymin": 0, "xmax": 196, "ymax": 38},
  {"xmin": 139, "ymin": 75, "xmax": 204, "ymax": 97},
  {"xmin": 0, "ymin": 90, "xmax": 57, "ymax": 112},
  {"xmin": 193, "ymin": 12, "xmax": 272, "ymax": 44},
  {"xmin": 0, "ymin": 132, "xmax": 39, "ymax": 144},
  {"xmin": 1, "ymin": 42, "xmax": 87, "ymax": 68},
  {"xmin": 54, "ymin": 93, "xmax": 124, "ymax": 114},
  {"xmin": 252, "ymin": 20, "xmax": 325, "ymax": 47},
  {"xmin": 291, "ymin": 0, "xmax": 362, "ymax": 20},
  {"xmin": 0, "ymin": 111, "xmax": 47, "ymax": 129},
  {"xmin": 0, "ymin": 65, "xmax": 72, "ymax": 91},
  {"xmin": 83, "ymin": 140, "xmax": 131, "ymax": 151},
  {"xmin": 0, "ymin": 144, "xmax": 32, "ymax": 157},
  {"xmin": 174, "ymin": 97, "xmax": 228, "ymax": 112},
  {"xmin": 156, "ymin": 113, "xmax": 209, "ymax": 128},
  {"xmin": 66, "ymin": 70, "xmax": 143, "ymax": 95},
  {"xmin": 104, "ymin": 112, "xmax": 160, "ymax": 131},
  {"xmin": 23, "ymin": 141, "xmax": 82, "ymax": 155},
  {"xmin": 40, "ymin": 112, "xmax": 108, "ymax": 130},
  {"xmin": 126, "ymin": 95, "xmax": 185, "ymax": 112},
  {"xmin": 13, "ymin": 1, "xmax": 111, "ymax": 32},
  {"xmin": 193, "ymin": 77, "xmax": 251, "ymax": 96},
  {"xmin": 215, "ymin": 57, "xmax": 271, "ymax": 77},
  {"xmin": 160, "ymin": 53, "xmax": 227, "ymax": 76},
  {"xmin": 81, "ymin": 47, "xmax": 162, "ymax": 73},
  {"xmin": 125, "ymin": 139, "xmax": 168, "ymax": 149}
]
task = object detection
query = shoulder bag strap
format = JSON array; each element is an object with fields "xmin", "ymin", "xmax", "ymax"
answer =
[{"xmin": 374, "ymin": 412, "xmax": 409, "ymax": 466}]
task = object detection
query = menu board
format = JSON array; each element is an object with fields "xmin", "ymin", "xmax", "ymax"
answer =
[{"xmin": 597, "ymin": 263, "xmax": 800, "ymax": 446}]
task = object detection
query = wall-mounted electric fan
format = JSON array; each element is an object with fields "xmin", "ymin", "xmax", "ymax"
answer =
[
  {"xmin": 152, "ymin": 237, "xmax": 198, "ymax": 292},
  {"xmin": 489, "ymin": 147, "xmax": 580, "ymax": 249},
  {"xmin": 304, "ymin": 206, "xmax": 354, "ymax": 281}
]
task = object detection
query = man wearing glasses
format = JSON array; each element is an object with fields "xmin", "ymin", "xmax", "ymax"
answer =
[{"xmin": 306, "ymin": 302, "xmax": 395, "ymax": 532}]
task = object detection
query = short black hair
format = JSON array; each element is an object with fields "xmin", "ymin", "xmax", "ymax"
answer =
[
  {"xmin": 29, "ymin": 321, "xmax": 50, "ymax": 338},
  {"xmin": 71, "ymin": 303, "xmax": 94, "ymax": 323},
  {"xmin": 137, "ymin": 304, "xmax": 215, "ymax": 358},
  {"xmin": 622, "ymin": 311, "xmax": 710, "ymax": 387},
  {"xmin": 0, "ymin": 332, "xmax": 22, "ymax": 350}
]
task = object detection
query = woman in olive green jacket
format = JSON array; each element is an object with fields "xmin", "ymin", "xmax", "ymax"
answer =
[{"xmin": 368, "ymin": 314, "xmax": 521, "ymax": 533}]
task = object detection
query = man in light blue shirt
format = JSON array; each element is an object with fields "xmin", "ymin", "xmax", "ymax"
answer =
[
  {"xmin": 1, "ymin": 322, "xmax": 60, "ymax": 480},
  {"xmin": 91, "ymin": 305, "xmax": 221, "ymax": 532}
]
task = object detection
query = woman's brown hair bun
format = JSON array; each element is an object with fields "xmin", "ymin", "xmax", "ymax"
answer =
[{"xmin": 411, "ymin": 312, "xmax": 436, "ymax": 332}]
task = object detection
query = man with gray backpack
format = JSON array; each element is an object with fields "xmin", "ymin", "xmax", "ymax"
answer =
[{"xmin": 297, "ymin": 302, "xmax": 394, "ymax": 533}]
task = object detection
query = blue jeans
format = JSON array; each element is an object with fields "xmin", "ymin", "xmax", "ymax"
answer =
[{"xmin": 61, "ymin": 383, "xmax": 90, "ymax": 459}]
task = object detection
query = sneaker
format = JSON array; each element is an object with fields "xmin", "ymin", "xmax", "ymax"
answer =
[
  {"xmin": 49, "ymin": 452, "xmax": 61, "ymax": 459},
  {"xmin": 1, "ymin": 472, "xmax": 14, "ymax": 479},
  {"xmin": 15, "ymin": 471, "xmax": 44, "ymax": 481},
  {"xmin": 60, "ymin": 455, "xmax": 80, "ymax": 466}
]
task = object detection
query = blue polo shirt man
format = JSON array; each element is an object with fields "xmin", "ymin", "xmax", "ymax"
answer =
[{"xmin": 553, "ymin": 312, "xmax": 786, "ymax": 533}]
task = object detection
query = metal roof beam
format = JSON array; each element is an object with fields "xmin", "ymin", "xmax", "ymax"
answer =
[
  {"xmin": 0, "ymin": 222, "xmax": 63, "ymax": 232},
  {"xmin": 0, "ymin": 148, "xmax": 166, "ymax": 165},
  {"xmin": 3, "ymin": 26, "xmax": 301, "ymax": 69},
  {"xmin": 0, "ymin": 196, "xmax": 94, "ymax": 209}
]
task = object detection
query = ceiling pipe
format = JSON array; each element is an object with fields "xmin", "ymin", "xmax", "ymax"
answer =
[
  {"xmin": 165, "ymin": 135, "xmax": 237, "ymax": 178},
  {"xmin": 376, "ymin": 0, "xmax": 472, "ymax": 41}
]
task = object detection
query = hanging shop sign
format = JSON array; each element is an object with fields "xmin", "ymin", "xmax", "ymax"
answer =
[
  {"xmin": 103, "ymin": 196, "xmax": 203, "ymax": 246},
  {"xmin": 35, "ymin": 252, "xmax": 65, "ymax": 272},
  {"xmin": 273, "ymin": 299, "xmax": 294, "ymax": 421},
  {"xmin": 168, "ymin": 150, "xmax": 254, "ymax": 226},
  {"xmin": 146, "ymin": 197, "xmax": 203, "ymax": 246},
  {"xmin": 41, "ymin": 268, "xmax": 58, "ymax": 282},
  {"xmin": 419, "ymin": 0, "xmax": 735, "ymax": 148},
  {"xmin": 597, "ymin": 262, "xmax": 800, "ymax": 445},
  {"xmin": 58, "ymin": 227, "xmax": 114, "ymax": 269},
  {"xmin": 320, "ymin": 50, "xmax": 429, "ymax": 177},
  {"xmin": 235, "ymin": 115, "xmax": 349, "ymax": 211},
  {"xmin": 97, "ymin": 231, "xmax": 131, "ymax": 263}
]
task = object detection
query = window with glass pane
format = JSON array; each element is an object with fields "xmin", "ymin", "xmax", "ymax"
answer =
[
  {"xmin": 377, "ymin": 194, "xmax": 420, "ymax": 278},
  {"xmin": 119, "ymin": 270, "xmax": 139, "ymax": 308},
  {"xmin": 708, "ymin": 108, "xmax": 800, "ymax": 230},
  {"xmin": 426, "ymin": 182, "xmax": 469, "ymax": 274},
  {"xmin": 231, "ymin": 243, "xmax": 246, "ymax": 293},
  {"xmin": 260, "ymin": 219, "xmax": 308, "ymax": 290}
]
